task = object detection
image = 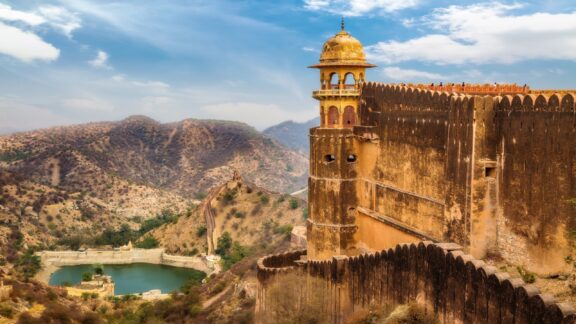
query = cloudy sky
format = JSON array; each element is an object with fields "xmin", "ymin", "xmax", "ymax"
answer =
[{"xmin": 1, "ymin": 0, "xmax": 575, "ymax": 133}]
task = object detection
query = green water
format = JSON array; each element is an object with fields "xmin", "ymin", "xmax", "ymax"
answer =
[{"xmin": 49, "ymin": 263, "xmax": 205, "ymax": 295}]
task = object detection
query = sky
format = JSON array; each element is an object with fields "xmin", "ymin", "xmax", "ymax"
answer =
[{"xmin": 1, "ymin": 0, "xmax": 576, "ymax": 133}]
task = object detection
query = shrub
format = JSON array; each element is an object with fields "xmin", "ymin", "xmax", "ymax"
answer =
[
  {"xmin": 82, "ymin": 272, "xmax": 93, "ymax": 282},
  {"xmin": 135, "ymin": 236, "xmax": 159, "ymax": 249},
  {"xmin": 260, "ymin": 195, "xmax": 270, "ymax": 205},
  {"xmin": 215, "ymin": 232, "xmax": 232, "ymax": 256},
  {"xmin": 0, "ymin": 305, "xmax": 13, "ymax": 318},
  {"xmin": 274, "ymin": 224, "xmax": 293, "ymax": 237},
  {"xmin": 517, "ymin": 266, "xmax": 536, "ymax": 283},
  {"xmin": 196, "ymin": 225, "xmax": 207, "ymax": 237},
  {"xmin": 16, "ymin": 249, "xmax": 42, "ymax": 279},
  {"xmin": 289, "ymin": 198, "xmax": 299, "ymax": 210}
]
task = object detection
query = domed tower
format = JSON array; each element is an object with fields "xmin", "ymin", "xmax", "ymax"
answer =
[
  {"xmin": 310, "ymin": 19, "xmax": 375, "ymax": 128},
  {"xmin": 307, "ymin": 21, "xmax": 375, "ymax": 261}
]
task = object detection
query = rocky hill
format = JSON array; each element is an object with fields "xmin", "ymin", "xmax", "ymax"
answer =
[
  {"xmin": 0, "ymin": 116, "xmax": 308, "ymax": 196},
  {"xmin": 263, "ymin": 117, "xmax": 319, "ymax": 155},
  {"xmin": 0, "ymin": 116, "xmax": 308, "ymax": 250},
  {"xmin": 151, "ymin": 173, "xmax": 306, "ymax": 256}
]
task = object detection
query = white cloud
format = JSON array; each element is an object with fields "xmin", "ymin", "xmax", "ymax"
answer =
[
  {"xmin": 0, "ymin": 4, "xmax": 81, "ymax": 62},
  {"xmin": 89, "ymin": 50, "xmax": 111, "ymax": 69},
  {"xmin": 302, "ymin": 46, "xmax": 319, "ymax": 53},
  {"xmin": 0, "ymin": 22, "xmax": 60, "ymax": 62},
  {"xmin": 382, "ymin": 67, "xmax": 447, "ymax": 81},
  {"xmin": 111, "ymin": 74, "xmax": 170, "ymax": 94},
  {"xmin": 36, "ymin": 6, "xmax": 81, "ymax": 38},
  {"xmin": 62, "ymin": 98, "xmax": 115, "ymax": 112},
  {"xmin": 366, "ymin": 2, "xmax": 576, "ymax": 65},
  {"xmin": 304, "ymin": 0, "xmax": 419, "ymax": 16},
  {"xmin": 201, "ymin": 102, "xmax": 316, "ymax": 130},
  {"xmin": 0, "ymin": 4, "xmax": 45, "ymax": 25}
]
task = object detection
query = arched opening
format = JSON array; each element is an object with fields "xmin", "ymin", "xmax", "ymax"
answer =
[
  {"xmin": 329, "ymin": 73, "xmax": 339, "ymax": 90},
  {"xmin": 320, "ymin": 107, "xmax": 326, "ymax": 127},
  {"xmin": 321, "ymin": 79, "xmax": 327, "ymax": 90},
  {"xmin": 347, "ymin": 154, "xmax": 357, "ymax": 163},
  {"xmin": 328, "ymin": 106, "xmax": 339, "ymax": 127},
  {"xmin": 344, "ymin": 73, "xmax": 356, "ymax": 89},
  {"xmin": 343, "ymin": 106, "xmax": 356, "ymax": 128}
]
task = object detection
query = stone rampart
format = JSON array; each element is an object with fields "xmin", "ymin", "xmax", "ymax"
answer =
[
  {"xmin": 356, "ymin": 83, "xmax": 576, "ymax": 273},
  {"xmin": 257, "ymin": 243, "xmax": 576, "ymax": 323}
]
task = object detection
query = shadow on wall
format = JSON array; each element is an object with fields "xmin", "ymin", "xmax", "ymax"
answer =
[{"xmin": 256, "ymin": 242, "xmax": 576, "ymax": 323}]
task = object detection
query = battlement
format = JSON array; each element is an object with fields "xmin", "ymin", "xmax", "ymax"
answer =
[
  {"xmin": 392, "ymin": 82, "xmax": 530, "ymax": 95},
  {"xmin": 256, "ymin": 242, "xmax": 576, "ymax": 323},
  {"xmin": 361, "ymin": 82, "xmax": 576, "ymax": 114}
]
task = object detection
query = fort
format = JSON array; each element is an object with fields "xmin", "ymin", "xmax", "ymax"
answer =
[{"xmin": 257, "ymin": 21, "xmax": 576, "ymax": 323}]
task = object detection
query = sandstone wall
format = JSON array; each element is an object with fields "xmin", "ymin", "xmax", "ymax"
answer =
[
  {"xmin": 37, "ymin": 249, "xmax": 215, "ymax": 275},
  {"xmin": 493, "ymin": 94, "xmax": 576, "ymax": 273},
  {"xmin": 357, "ymin": 84, "xmax": 576, "ymax": 272},
  {"xmin": 359, "ymin": 83, "xmax": 475, "ymax": 247},
  {"xmin": 257, "ymin": 243, "xmax": 576, "ymax": 323}
]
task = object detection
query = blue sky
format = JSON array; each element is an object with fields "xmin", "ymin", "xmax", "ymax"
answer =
[{"xmin": 1, "ymin": 0, "xmax": 575, "ymax": 133}]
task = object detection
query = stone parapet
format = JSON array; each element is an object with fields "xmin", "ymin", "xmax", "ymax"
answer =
[{"xmin": 256, "ymin": 242, "xmax": 576, "ymax": 323}]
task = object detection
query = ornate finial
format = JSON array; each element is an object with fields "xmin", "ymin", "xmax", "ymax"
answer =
[{"xmin": 341, "ymin": 17, "xmax": 345, "ymax": 31}]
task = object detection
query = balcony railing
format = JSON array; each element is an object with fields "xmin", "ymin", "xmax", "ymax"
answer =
[{"xmin": 312, "ymin": 89, "xmax": 360, "ymax": 97}]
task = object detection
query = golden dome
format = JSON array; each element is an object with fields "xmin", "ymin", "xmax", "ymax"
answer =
[{"xmin": 310, "ymin": 22, "xmax": 375, "ymax": 68}]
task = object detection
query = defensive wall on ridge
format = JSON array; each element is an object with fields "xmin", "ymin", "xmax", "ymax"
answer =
[
  {"xmin": 307, "ymin": 82, "xmax": 576, "ymax": 273},
  {"xmin": 256, "ymin": 243, "xmax": 576, "ymax": 323}
]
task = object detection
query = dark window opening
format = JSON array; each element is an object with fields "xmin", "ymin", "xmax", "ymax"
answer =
[
  {"xmin": 324, "ymin": 154, "xmax": 336, "ymax": 163},
  {"xmin": 347, "ymin": 154, "xmax": 357, "ymax": 163},
  {"xmin": 485, "ymin": 167, "xmax": 496, "ymax": 178}
]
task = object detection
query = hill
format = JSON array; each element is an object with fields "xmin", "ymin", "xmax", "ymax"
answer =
[
  {"xmin": 263, "ymin": 117, "xmax": 319, "ymax": 155},
  {"xmin": 151, "ymin": 172, "xmax": 306, "ymax": 257}
]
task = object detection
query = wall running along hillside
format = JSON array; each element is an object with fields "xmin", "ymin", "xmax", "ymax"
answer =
[{"xmin": 256, "ymin": 243, "xmax": 576, "ymax": 323}]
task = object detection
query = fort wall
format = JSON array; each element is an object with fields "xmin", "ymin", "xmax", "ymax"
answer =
[
  {"xmin": 353, "ymin": 83, "xmax": 576, "ymax": 273},
  {"xmin": 36, "ymin": 248, "xmax": 216, "ymax": 279},
  {"xmin": 256, "ymin": 243, "xmax": 576, "ymax": 323}
]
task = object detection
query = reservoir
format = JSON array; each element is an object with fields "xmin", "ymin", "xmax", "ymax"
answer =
[{"xmin": 49, "ymin": 263, "xmax": 206, "ymax": 295}]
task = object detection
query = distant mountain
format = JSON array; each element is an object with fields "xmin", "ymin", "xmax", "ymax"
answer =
[
  {"xmin": 263, "ymin": 117, "xmax": 319, "ymax": 155},
  {"xmin": 0, "ymin": 116, "xmax": 308, "ymax": 248}
]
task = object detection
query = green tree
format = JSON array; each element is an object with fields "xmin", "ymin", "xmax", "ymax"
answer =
[
  {"xmin": 289, "ymin": 198, "xmax": 299, "ymax": 210},
  {"xmin": 82, "ymin": 272, "xmax": 93, "ymax": 282},
  {"xmin": 215, "ymin": 232, "xmax": 232, "ymax": 256},
  {"xmin": 16, "ymin": 249, "xmax": 42, "ymax": 279},
  {"xmin": 136, "ymin": 236, "xmax": 159, "ymax": 249}
]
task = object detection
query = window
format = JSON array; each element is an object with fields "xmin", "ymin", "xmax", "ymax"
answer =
[
  {"xmin": 324, "ymin": 154, "xmax": 336, "ymax": 163},
  {"xmin": 485, "ymin": 167, "xmax": 496, "ymax": 178},
  {"xmin": 347, "ymin": 154, "xmax": 357, "ymax": 163}
]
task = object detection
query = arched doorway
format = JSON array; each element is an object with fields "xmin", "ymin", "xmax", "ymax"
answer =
[
  {"xmin": 343, "ymin": 106, "xmax": 356, "ymax": 128},
  {"xmin": 328, "ymin": 106, "xmax": 339, "ymax": 127}
]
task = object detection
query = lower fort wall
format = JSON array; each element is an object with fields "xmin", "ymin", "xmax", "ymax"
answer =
[
  {"xmin": 256, "ymin": 243, "xmax": 576, "ymax": 324},
  {"xmin": 36, "ymin": 249, "xmax": 215, "ymax": 276}
]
